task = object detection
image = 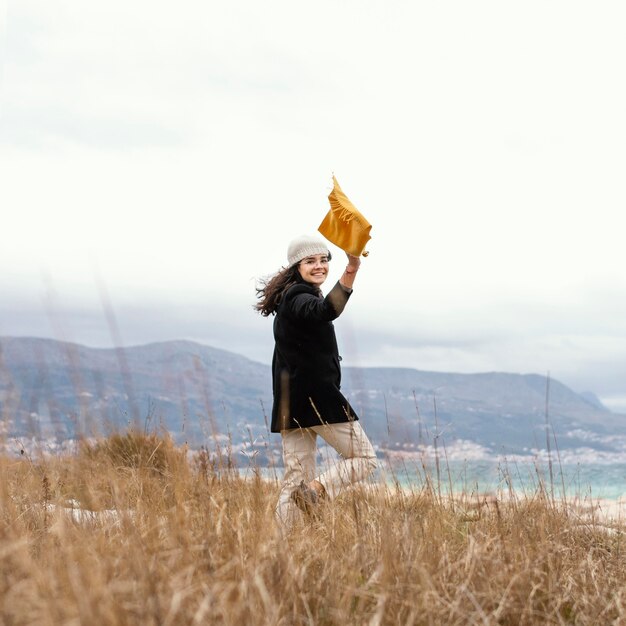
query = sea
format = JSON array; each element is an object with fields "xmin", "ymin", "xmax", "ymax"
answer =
[
  {"xmin": 241, "ymin": 457, "xmax": 626, "ymax": 501},
  {"xmin": 380, "ymin": 459, "xmax": 626, "ymax": 501}
]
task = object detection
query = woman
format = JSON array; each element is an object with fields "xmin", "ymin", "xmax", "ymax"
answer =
[{"xmin": 256, "ymin": 234, "xmax": 377, "ymax": 528}]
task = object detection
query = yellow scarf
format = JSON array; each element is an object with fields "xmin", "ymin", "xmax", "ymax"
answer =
[{"xmin": 318, "ymin": 176, "xmax": 372, "ymax": 257}]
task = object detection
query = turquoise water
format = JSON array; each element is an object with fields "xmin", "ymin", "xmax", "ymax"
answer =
[
  {"xmin": 241, "ymin": 460, "xmax": 626, "ymax": 500},
  {"xmin": 381, "ymin": 460, "xmax": 626, "ymax": 500}
]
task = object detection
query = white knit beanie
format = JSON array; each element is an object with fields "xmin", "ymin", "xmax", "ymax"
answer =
[{"xmin": 287, "ymin": 235, "xmax": 330, "ymax": 266}]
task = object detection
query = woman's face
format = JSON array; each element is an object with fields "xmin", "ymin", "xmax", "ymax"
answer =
[{"xmin": 298, "ymin": 254, "xmax": 329, "ymax": 286}]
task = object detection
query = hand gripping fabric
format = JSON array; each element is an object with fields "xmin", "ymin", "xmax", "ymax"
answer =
[{"xmin": 318, "ymin": 175, "xmax": 372, "ymax": 257}]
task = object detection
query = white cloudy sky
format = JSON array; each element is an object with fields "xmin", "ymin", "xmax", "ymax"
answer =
[{"xmin": 1, "ymin": 1, "xmax": 625, "ymax": 408}]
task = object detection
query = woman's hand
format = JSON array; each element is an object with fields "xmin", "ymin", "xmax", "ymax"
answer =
[
  {"xmin": 346, "ymin": 253, "xmax": 361, "ymax": 273},
  {"xmin": 340, "ymin": 253, "xmax": 361, "ymax": 290}
]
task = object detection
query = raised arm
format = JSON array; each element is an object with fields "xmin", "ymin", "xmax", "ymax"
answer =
[{"xmin": 339, "ymin": 254, "xmax": 361, "ymax": 291}]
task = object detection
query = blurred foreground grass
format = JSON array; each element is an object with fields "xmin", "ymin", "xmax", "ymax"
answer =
[{"xmin": 1, "ymin": 431, "xmax": 625, "ymax": 625}]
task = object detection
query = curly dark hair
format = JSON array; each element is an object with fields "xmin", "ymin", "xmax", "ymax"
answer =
[
  {"xmin": 254, "ymin": 264, "xmax": 301, "ymax": 317},
  {"xmin": 255, "ymin": 253, "xmax": 331, "ymax": 316}
]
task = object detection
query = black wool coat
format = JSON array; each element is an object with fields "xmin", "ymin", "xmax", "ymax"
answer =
[{"xmin": 270, "ymin": 279, "xmax": 358, "ymax": 433}]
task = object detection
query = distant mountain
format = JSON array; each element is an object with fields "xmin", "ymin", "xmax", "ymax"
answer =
[
  {"xmin": 0, "ymin": 336, "xmax": 270, "ymax": 445},
  {"xmin": 339, "ymin": 368, "xmax": 622, "ymax": 454},
  {"xmin": 1, "ymin": 337, "xmax": 624, "ymax": 461}
]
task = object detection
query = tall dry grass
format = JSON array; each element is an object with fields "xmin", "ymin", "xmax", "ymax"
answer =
[{"xmin": 1, "ymin": 432, "xmax": 625, "ymax": 625}]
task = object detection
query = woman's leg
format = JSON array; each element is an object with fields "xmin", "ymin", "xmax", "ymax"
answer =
[
  {"xmin": 311, "ymin": 421, "xmax": 377, "ymax": 500},
  {"xmin": 275, "ymin": 427, "xmax": 318, "ymax": 530}
]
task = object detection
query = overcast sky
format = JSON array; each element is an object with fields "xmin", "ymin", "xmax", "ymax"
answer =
[{"xmin": 1, "ymin": 1, "xmax": 625, "ymax": 409}]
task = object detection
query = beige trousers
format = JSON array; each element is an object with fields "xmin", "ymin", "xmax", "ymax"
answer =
[{"xmin": 275, "ymin": 421, "xmax": 377, "ymax": 529}]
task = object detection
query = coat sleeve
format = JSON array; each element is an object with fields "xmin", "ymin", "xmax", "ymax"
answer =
[{"xmin": 286, "ymin": 281, "xmax": 352, "ymax": 322}]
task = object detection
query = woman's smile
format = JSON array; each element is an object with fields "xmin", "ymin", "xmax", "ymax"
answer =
[{"xmin": 298, "ymin": 254, "xmax": 329, "ymax": 286}]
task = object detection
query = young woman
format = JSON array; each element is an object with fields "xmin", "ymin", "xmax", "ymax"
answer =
[{"xmin": 256, "ymin": 234, "xmax": 377, "ymax": 528}]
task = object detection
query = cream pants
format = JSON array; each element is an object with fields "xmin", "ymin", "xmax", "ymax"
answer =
[{"xmin": 275, "ymin": 421, "xmax": 377, "ymax": 529}]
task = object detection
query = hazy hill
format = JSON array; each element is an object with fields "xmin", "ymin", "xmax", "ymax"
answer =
[
  {"xmin": 1, "ymin": 337, "xmax": 624, "ymax": 459},
  {"xmin": 339, "ymin": 367, "xmax": 622, "ymax": 454},
  {"xmin": 0, "ymin": 337, "xmax": 270, "ymax": 446}
]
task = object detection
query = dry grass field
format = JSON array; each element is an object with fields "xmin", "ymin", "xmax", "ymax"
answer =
[{"xmin": 1, "ymin": 431, "xmax": 625, "ymax": 625}]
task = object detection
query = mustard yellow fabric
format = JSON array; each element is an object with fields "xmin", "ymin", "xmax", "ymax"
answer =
[{"xmin": 318, "ymin": 176, "xmax": 372, "ymax": 257}]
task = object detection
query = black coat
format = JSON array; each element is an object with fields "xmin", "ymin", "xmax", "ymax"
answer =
[{"xmin": 270, "ymin": 279, "xmax": 358, "ymax": 432}]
